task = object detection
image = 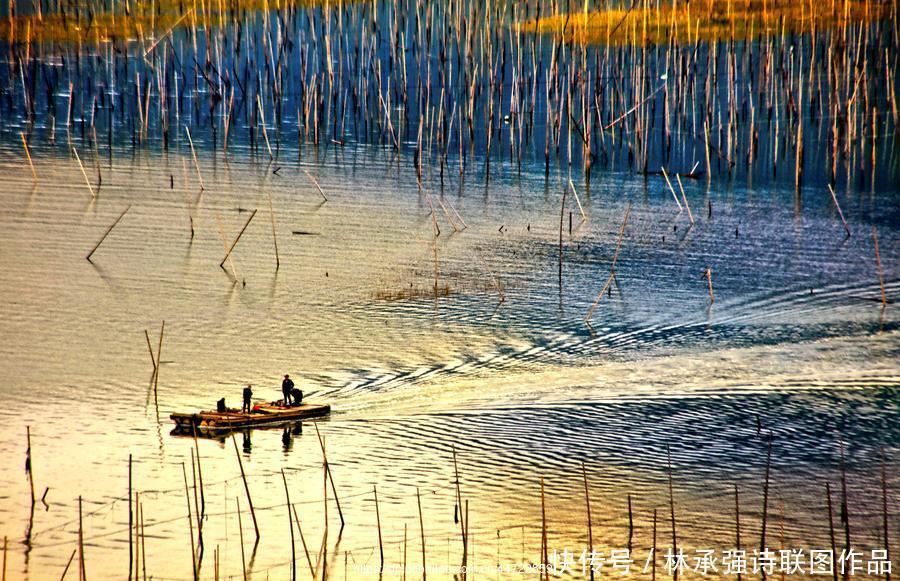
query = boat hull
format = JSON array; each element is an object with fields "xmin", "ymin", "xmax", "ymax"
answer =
[{"xmin": 171, "ymin": 404, "xmax": 331, "ymax": 434}]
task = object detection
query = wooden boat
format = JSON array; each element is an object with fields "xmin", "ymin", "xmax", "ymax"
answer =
[{"xmin": 171, "ymin": 402, "xmax": 331, "ymax": 434}]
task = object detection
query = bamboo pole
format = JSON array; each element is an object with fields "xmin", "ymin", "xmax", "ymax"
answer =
[
  {"xmin": 181, "ymin": 463, "xmax": 197, "ymax": 581},
  {"xmin": 826, "ymin": 483, "xmax": 838, "ymax": 581},
  {"xmin": 675, "ymin": 174, "xmax": 695, "ymax": 224},
  {"xmin": 651, "ymin": 508, "xmax": 657, "ymax": 581},
  {"xmin": 1, "ymin": 536, "xmax": 6, "ymax": 581},
  {"xmin": 374, "ymin": 486, "xmax": 384, "ymax": 571},
  {"xmin": 667, "ymin": 445, "xmax": 678, "ymax": 581},
  {"xmin": 735, "ymin": 485, "xmax": 742, "ymax": 581},
  {"xmin": 153, "ymin": 321, "xmax": 164, "ymax": 394},
  {"xmin": 873, "ymin": 226, "xmax": 887, "ymax": 305},
  {"xmin": 73, "ymin": 148, "xmax": 96, "ymax": 199},
  {"xmin": 266, "ymin": 191, "xmax": 280, "ymax": 270},
  {"xmin": 219, "ymin": 209, "xmax": 258, "ymax": 270},
  {"xmin": 60, "ymin": 549, "xmax": 76, "ymax": 581},
  {"xmin": 540, "ymin": 477, "xmax": 549, "ymax": 581},
  {"xmin": 627, "ymin": 493, "xmax": 634, "ymax": 554},
  {"xmin": 417, "ymin": 488, "xmax": 426, "ymax": 580},
  {"xmin": 133, "ymin": 492, "xmax": 140, "ymax": 581},
  {"xmin": 880, "ymin": 449, "xmax": 890, "ymax": 581},
  {"xmin": 581, "ymin": 462, "xmax": 594, "ymax": 581},
  {"xmin": 78, "ymin": 496, "xmax": 86, "ymax": 581},
  {"xmin": 303, "ymin": 170, "xmax": 329, "ymax": 201},
  {"xmin": 128, "ymin": 454, "xmax": 133, "ymax": 581},
  {"xmin": 185, "ymin": 127, "xmax": 204, "ymax": 191},
  {"xmin": 231, "ymin": 435, "xmax": 260, "ymax": 541},
  {"xmin": 21, "ymin": 132, "xmax": 36, "ymax": 181},
  {"xmin": 568, "ymin": 179, "xmax": 587, "ymax": 221},
  {"xmin": 840, "ymin": 441, "xmax": 851, "ymax": 581},
  {"xmin": 660, "ymin": 167, "xmax": 683, "ymax": 211},
  {"xmin": 26, "ymin": 427, "xmax": 34, "ymax": 505},
  {"xmin": 760, "ymin": 433, "xmax": 773, "ymax": 581},
  {"xmin": 559, "ymin": 187, "xmax": 568, "ymax": 287},
  {"xmin": 585, "ymin": 204, "xmax": 631, "ymax": 321},
  {"xmin": 140, "ymin": 502, "xmax": 146, "ymax": 581},
  {"xmin": 313, "ymin": 423, "xmax": 344, "ymax": 529},
  {"xmin": 237, "ymin": 498, "xmax": 247, "ymax": 581},
  {"xmin": 827, "ymin": 185, "xmax": 851, "ymax": 237},
  {"xmin": 86, "ymin": 205, "xmax": 131, "ymax": 262},
  {"xmin": 144, "ymin": 331, "xmax": 157, "ymax": 372},
  {"xmin": 704, "ymin": 268, "xmax": 715, "ymax": 303},
  {"xmin": 191, "ymin": 427, "xmax": 205, "ymax": 516},
  {"xmin": 452, "ymin": 446, "xmax": 466, "ymax": 559},
  {"xmin": 291, "ymin": 505, "xmax": 315, "ymax": 580},
  {"xmin": 281, "ymin": 470, "xmax": 296, "ymax": 581}
]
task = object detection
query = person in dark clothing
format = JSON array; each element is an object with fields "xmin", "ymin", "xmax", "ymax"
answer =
[
  {"xmin": 291, "ymin": 387, "xmax": 303, "ymax": 407},
  {"xmin": 217, "ymin": 398, "xmax": 227, "ymax": 412},
  {"xmin": 242, "ymin": 384, "xmax": 253, "ymax": 413},
  {"xmin": 282, "ymin": 374, "xmax": 295, "ymax": 406}
]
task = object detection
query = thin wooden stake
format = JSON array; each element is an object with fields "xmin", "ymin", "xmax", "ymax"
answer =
[
  {"xmin": 540, "ymin": 477, "xmax": 549, "ymax": 581},
  {"xmin": 558, "ymin": 187, "xmax": 568, "ymax": 286},
  {"xmin": 704, "ymin": 268, "xmax": 715, "ymax": 303},
  {"xmin": 581, "ymin": 462, "xmax": 594, "ymax": 581},
  {"xmin": 827, "ymin": 185, "xmax": 851, "ymax": 237},
  {"xmin": 78, "ymin": 496, "xmax": 85, "ymax": 581},
  {"xmin": 585, "ymin": 204, "xmax": 631, "ymax": 321},
  {"xmin": 266, "ymin": 191, "xmax": 280, "ymax": 270},
  {"xmin": 281, "ymin": 470, "xmax": 296, "ymax": 581},
  {"xmin": 667, "ymin": 445, "xmax": 678, "ymax": 581},
  {"xmin": 153, "ymin": 321, "xmax": 164, "ymax": 394},
  {"xmin": 231, "ymin": 435, "xmax": 260, "ymax": 541},
  {"xmin": 21, "ymin": 132, "xmax": 36, "ymax": 181},
  {"xmin": 73, "ymin": 148, "xmax": 96, "ymax": 199},
  {"xmin": 237, "ymin": 498, "xmax": 247, "ymax": 581},
  {"xmin": 26, "ymin": 427, "xmax": 34, "ymax": 505},
  {"xmin": 651, "ymin": 508, "xmax": 657, "ymax": 581},
  {"xmin": 627, "ymin": 493, "xmax": 634, "ymax": 554},
  {"xmin": 181, "ymin": 463, "xmax": 197, "ymax": 581},
  {"xmin": 185, "ymin": 127, "xmax": 204, "ymax": 191},
  {"xmin": 660, "ymin": 167, "xmax": 683, "ymax": 211},
  {"xmin": 313, "ymin": 423, "xmax": 344, "ymax": 529},
  {"xmin": 86, "ymin": 205, "xmax": 131, "ymax": 262},
  {"xmin": 760, "ymin": 433, "xmax": 773, "ymax": 581},
  {"xmin": 128, "ymin": 454, "xmax": 133, "ymax": 581},
  {"xmin": 374, "ymin": 486, "xmax": 384, "ymax": 571},
  {"xmin": 568, "ymin": 179, "xmax": 587, "ymax": 221},
  {"xmin": 873, "ymin": 227, "xmax": 887, "ymax": 305},
  {"xmin": 59, "ymin": 549, "xmax": 76, "ymax": 581},
  {"xmin": 827, "ymin": 482, "xmax": 839, "ymax": 581},
  {"xmin": 735, "ymin": 485, "xmax": 742, "ymax": 581},
  {"xmin": 219, "ymin": 209, "xmax": 258, "ymax": 269},
  {"xmin": 144, "ymin": 331, "xmax": 157, "ymax": 372},
  {"xmin": 417, "ymin": 488, "xmax": 426, "ymax": 580},
  {"xmin": 880, "ymin": 449, "xmax": 890, "ymax": 581},
  {"xmin": 303, "ymin": 170, "xmax": 329, "ymax": 201},
  {"xmin": 675, "ymin": 174, "xmax": 695, "ymax": 224},
  {"xmin": 291, "ymin": 504, "xmax": 315, "ymax": 580}
]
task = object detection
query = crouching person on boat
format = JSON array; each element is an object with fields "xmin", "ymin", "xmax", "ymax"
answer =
[
  {"xmin": 242, "ymin": 384, "xmax": 253, "ymax": 413},
  {"xmin": 291, "ymin": 387, "xmax": 303, "ymax": 407}
]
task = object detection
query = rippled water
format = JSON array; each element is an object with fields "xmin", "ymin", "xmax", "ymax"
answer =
[{"xmin": 0, "ymin": 136, "xmax": 897, "ymax": 579}]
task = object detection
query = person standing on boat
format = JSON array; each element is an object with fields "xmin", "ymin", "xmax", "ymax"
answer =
[
  {"xmin": 282, "ymin": 374, "xmax": 295, "ymax": 406},
  {"xmin": 242, "ymin": 384, "xmax": 253, "ymax": 413}
]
